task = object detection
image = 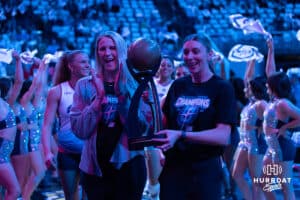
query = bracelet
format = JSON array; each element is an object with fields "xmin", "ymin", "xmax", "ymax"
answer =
[{"xmin": 181, "ymin": 130, "xmax": 187, "ymax": 140}]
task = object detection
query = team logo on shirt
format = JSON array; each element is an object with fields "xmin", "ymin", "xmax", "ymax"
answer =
[
  {"xmin": 102, "ymin": 95, "xmax": 118, "ymax": 126},
  {"xmin": 175, "ymin": 96, "xmax": 210, "ymax": 126}
]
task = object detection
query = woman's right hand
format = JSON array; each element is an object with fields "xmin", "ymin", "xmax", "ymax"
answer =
[
  {"xmin": 153, "ymin": 129, "xmax": 181, "ymax": 152},
  {"xmin": 91, "ymin": 68, "xmax": 105, "ymax": 99},
  {"xmin": 45, "ymin": 152, "xmax": 57, "ymax": 171}
]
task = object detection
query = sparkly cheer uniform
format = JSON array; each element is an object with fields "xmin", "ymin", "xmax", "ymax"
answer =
[
  {"xmin": 239, "ymin": 100, "xmax": 267, "ymax": 155},
  {"xmin": 0, "ymin": 103, "xmax": 16, "ymax": 163},
  {"xmin": 11, "ymin": 106, "xmax": 29, "ymax": 155},
  {"xmin": 27, "ymin": 105, "xmax": 41, "ymax": 152},
  {"xmin": 263, "ymin": 100, "xmax": 296, "ymax": 162}
]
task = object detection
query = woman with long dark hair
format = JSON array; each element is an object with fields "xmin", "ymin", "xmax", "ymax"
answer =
[
  {"xmin": 19, "ymin": 57, "xmax": 47, "ymax": 200},
  {"xmin": 232, "ymin": 59, "xmax": 269, "ymax": 200},
  {"xmin": 262, "ymin": 35, "xmax": 300, "ymax": 200}
]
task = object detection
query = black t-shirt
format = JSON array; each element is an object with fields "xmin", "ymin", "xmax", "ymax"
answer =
[
  {"xmin": 162, "ymin": 75, "xmax": 236, "ymax": 163},
  {"xmin": 96, "ymin": 82, "xmax": 123, "ymax": 167}
]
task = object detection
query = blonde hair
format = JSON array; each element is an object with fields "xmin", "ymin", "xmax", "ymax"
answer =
[{"xmin": 94, "ymin": 31, "xmax": 137, "ymax": 97}]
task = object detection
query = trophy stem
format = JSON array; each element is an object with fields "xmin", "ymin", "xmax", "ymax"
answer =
[{"xmin": 149, "ymin": 78, "xmax": 163, "ymax": 133}]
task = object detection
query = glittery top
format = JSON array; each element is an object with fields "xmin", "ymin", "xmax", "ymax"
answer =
[
  {"xmin": 16, "ymin": 106, "xmax": 27, "ymax": 124},
  {"xmin": 27, "ymin": 107, "xmax": 39, "ymax": 125},
  {"xmin": 240, "ymin": 102, "xmax": 258, "ymax": 127},
  {"xmin": 263, "ymin": 99, "xmax": 288, "ymax": 130},
  {"xmin": 0, "ymin": 104, "xmax": 16, "ymax": 130}
]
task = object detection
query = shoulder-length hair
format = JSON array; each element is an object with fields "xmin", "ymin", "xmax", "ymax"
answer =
[
  {"xmin": 53, "ymin": 50, "xmax": 86, "ymax": 86},
  {"xmin": 249, "ymin": 76, "xmax": 269, "ymax": 101},
  {"xmin": 94, "ymin": 31, "xmax": 137, "ymax": 97},
  {"xmin": 267, "ymin": 71, "xmax": 293, "ymax": 101}
]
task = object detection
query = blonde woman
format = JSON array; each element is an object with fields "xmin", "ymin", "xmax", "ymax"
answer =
[{"xmin": 70, "ymin": 31, "xmax": 148, "ymax": 200}]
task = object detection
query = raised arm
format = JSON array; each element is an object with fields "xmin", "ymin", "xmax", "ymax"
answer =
[
  {"xmin": 20, "ymin": 58, "xmax": 42, "ymax": 107},
  {"xmin": 265, "ymin": 35, "xmax": 276, "ymax": 77},
  {"xmin": 32, "ymin": 57, "xmax": 48, "ymax": 108},
  {"xmin": 7, "ymin": 50, "xmax": 24, "ymax": 106},
  {"xmin": 244, "ymin": 59, "xmax": 256, "ymax": 86}
]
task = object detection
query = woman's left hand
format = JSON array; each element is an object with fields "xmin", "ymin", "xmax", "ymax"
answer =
[
  {"xmin": 153, "ymin": 129, "xmax": 182, "ymax": 152},
  {"xmin": 12, "ymin": 50, "xmax": 20, "ymax": 61}
]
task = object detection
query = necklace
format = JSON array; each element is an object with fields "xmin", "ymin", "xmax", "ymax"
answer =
[{"xmin": 105, "ymin": 81, "xmax": 114, "ymax": 87}]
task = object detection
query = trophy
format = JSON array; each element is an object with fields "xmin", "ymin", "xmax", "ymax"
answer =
[{"xmin": 127, "ymin": 38, "xmax": 164, "ymax": 150}]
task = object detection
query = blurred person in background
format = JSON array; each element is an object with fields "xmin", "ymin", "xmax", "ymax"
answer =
[
  {"xmin": 42, "ymin": 50, "xmax": 91, "ymax": 200},
  {"xmin": 262, "ymin": 35, "xmax": 300, "ymax": 200}
]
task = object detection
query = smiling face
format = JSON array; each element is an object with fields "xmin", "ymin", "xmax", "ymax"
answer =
[
  {"xmin": 176, "ymin": 66, "xmax": 190, "ymax": 79},
  {"xmin": 97, "ymin": 36, "xmax": 118, "ymax": 74},
  {"xmin": 69, "ymin": 53, "xmax": 91, "ymax": 79},
  {"xmin": 183, "ymin": 40, "xmax": 211, "ymax": 75},
  {"xmin": 158, "ymin": 58, "xmax": 174, "ymax": 79}
]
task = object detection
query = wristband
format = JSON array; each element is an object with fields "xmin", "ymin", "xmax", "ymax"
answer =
[{"xmin": 181, "ymin": 130, "xmax": 187, "ymax": 140}]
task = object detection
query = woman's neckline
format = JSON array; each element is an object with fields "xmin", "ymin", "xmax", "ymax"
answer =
[{"xmin": 104, "ymin": 81, "xmax": 114, "ymax": 86}]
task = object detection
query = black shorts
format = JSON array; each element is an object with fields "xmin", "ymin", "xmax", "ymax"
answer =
[
  {"xmin": 57, "ymin": 152, "xmax": 81, "ymax": 170},
  {"xmin": 279, "ymin": 136, "xmax": 296, "ymax": 161}
]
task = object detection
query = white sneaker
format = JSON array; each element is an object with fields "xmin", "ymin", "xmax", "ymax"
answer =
[{"xmin": 143, "ymin": 183, "xmax": 160, "ymax": 200}]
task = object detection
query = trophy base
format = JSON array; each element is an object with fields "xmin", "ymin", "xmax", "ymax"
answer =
[{"xmin": 128, "ymin": 134, "xmax": 166, "ymax": 150}]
